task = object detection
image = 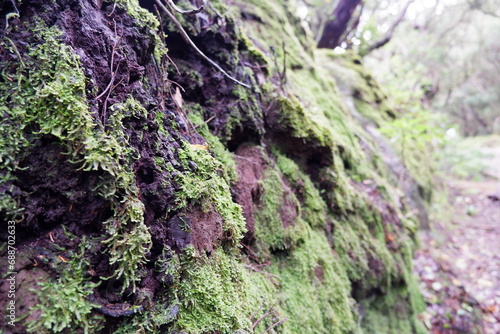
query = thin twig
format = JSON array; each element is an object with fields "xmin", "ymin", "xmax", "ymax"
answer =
[
  {"xmin": 250, "ymin": 303, "xmax": 266, "ymax": 323},
  {"xmin": 95, "ymin": 21, "xmax": 120, "ymax": 101},
  {"xmin": 193, "ymin": 114, "xmax": 216, "ymax": 129},
  {"xmin": 166, "ymin": 78, "xmax": 186, "ymax": 92},
  {"xmin": 258, "ymin": 317, "xmax": 288, "ymax": 334},
  {"xmin": 154, "ymin": 0, "xmax": 250, "ymax": 88},
  {"xmin": 244, "ymin": 265, "xmax": 281, "ymax": 279},
  {"xmin": 280, "ymin": 41, "xmax": 287, "ymax": 88},
  {"xmin": 107, "ymin": 3, "xmax": 117, "ymax": 17},
  {"xmin": 241, "ymin": 242, "xmax": 263, "ymax": 263},
  {"xmin": 166, "ymin": 0, "xmax": 204, "ymax": 15},
  {"xmin": 251, "ymin": 300, "xmax": 281, "ymax": 330},
  {"xmin": 166, "ymin": 53, "xmax": 181, "ymax": 76}
]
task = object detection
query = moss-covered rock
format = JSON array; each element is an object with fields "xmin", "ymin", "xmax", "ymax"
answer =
[{"xmin": 0, "ymin": 0, "xmax": 430, "ymax": 333}]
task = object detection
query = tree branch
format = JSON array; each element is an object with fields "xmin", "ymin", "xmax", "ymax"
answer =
[{"xmin": 362, "ymin": 0, "xmax": 414, "ymax": 56}]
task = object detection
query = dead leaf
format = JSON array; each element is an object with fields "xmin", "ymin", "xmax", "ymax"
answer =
[
  {"xmin": 173, "ymin": 87, "xmax": 183, "ymax": 109},
  {"xmin": 190, "ymin": 142, "xmax": 209, "ymax": 150}
]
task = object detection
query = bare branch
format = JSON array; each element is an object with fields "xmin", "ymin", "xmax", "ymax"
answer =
[
  {"xmin": 317, "ymin": 0, "xmax": 363, "ymax": 49},
  {"xmin": 258, "ymin": 317, "xmax": 289, "ymax": 334},
  {"xmin": 362, "ymin": 0, "xmax": 414, "ymax": 55}
]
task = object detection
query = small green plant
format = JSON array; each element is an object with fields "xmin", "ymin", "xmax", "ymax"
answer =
[{"xmin": 379, "ymin": 109, "xmax": 444, "ymax": 190}]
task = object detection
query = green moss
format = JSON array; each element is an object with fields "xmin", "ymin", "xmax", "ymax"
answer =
[
  {"xmin": 1, "ymin": 23, "xmax": 87, "ymax": 164},
  {"xmin": 103, "ymin": 198, "xmax": 151, "ymax": 292},
  {"xmin": 172, "ymin": 247, "xmax": 252, "ymax": 333},
  {"xmin": 272, "ymin": 151, "xmax": 327, "ymax": 229},
  {"xmin": 28, "ymin": 239, "xmax": 103, "ymax": 334},
  {"xmin": 173, "ymin": 142, "xmax": 246, "ymax": 243},
  {"xmin": 277, "ymin": 94, "xmax": 334, "ymax": 149},
  {"xmin": 354, "ymin": 99, "xmax": 386, "ymax": 125},
  {"xmin": 28, "ymin": 277, "xmax": 100, "ymax": 334},
  {"xmin": 245, "ymin": 228, "xmax": 359, "ymax": 334},
  {"xmin": 187, "ymin": 106, "xmax": 238, "ymax": 183},
  {"xmin": 253, "ymin": 161, "xmax": 306, "ymax": 254},
  {"xmin": 1, "ymin": 20, "xmax": 151, "ymax": 292},
  {"xmin": 113, "ymin": 0, "xmax": 160, "ymax": 29}
]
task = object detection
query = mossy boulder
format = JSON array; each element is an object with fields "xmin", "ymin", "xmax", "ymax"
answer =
[{"xmin": 1, "ymin": 0, "xmax": 429, "ymax": 333}]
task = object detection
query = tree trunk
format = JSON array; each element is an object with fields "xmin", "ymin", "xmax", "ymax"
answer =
[{"xmin": 317, "ymin": 0, "xmax": 363, "ymax": 49}]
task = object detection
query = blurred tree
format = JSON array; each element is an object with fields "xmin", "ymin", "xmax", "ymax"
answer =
[
  {"xmin": 317, "ymin": 0, "xmax": 363, "ymax": 49},
  {"xmin": 306, "ymin": 0, "xmax": 499, "ymax": 135}
]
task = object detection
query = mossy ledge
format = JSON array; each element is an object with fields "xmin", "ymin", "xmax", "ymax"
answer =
[{"xmin": 1, "ymin": 0, "xmax": 428, "ymax": 333}]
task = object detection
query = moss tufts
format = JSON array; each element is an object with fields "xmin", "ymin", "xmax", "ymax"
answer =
[
  {"xmin": 173, "ymin": 141, "xmax": 246, "ymax": 243},
  {"xmin": 173, "ymin": 247, "xmax": 252, "ymax": 333}
]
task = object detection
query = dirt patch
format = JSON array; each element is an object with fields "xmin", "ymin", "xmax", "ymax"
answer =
[
  {"xmin": 186, "ymin": 207, "xmax": 224, "ymax": 254},
  {"xmin": 233, "ymin": 144, "xmax": 268, "ymax": 242},
  {"xmin": 0, "ymin": 264, "xmax": 50, "ymax": 333},
  {"xmin": 279, "ymin": 180, "xmax": 299, "ymax": 228},
  {"xmin": 314, "ymin": 263, "xmax": 324, "ymax": 282}
]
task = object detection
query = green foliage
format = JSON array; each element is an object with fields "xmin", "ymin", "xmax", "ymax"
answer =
[
  {"xmin": 439, "ymin": 135, "xmax": 495, "ymax": 180},
  {"xmin": 379, "ymin": 109, "xmax": 444, "ymax": 191}
]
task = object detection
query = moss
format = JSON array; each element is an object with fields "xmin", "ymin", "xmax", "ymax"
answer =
[
  {"xmin": 253, "ymin": 162, "xmax": 306, "ymax": 254},
  {"xmin": 187, "ymin": 106, "xmax": 238, "ymax": 183},
  {"xmin": 2, "ymin": 0, "xmax": 431, "ymax": 333},
  {"xmin": 1, "ymin": 19, "xmax": 151, "ymax": 292},
  {"xmin": 28, "ymin": 277, "xmax": 100, "ymax": 334},
  {"xmin": 245, "ymin": 228, "xmax": 358, "ymax": 334},
  {"xmin": 274, "ymin": 152, "xmax": 327, "ymax": 229},
  {"xmin": 113, "ymin": 0, "xmax": 160, "ymax": 29},
  {"xmin": 172, "ymin": 247, "xmax": 252, "ymax": 333},
  {"xmin": 88, "ymin": 97, "xmax": 152, "ymax": 292},
  {"xmin": 172, "ymin": 141, "xmax": 246, "ymax": 243},
  {"xmin": 277, "ymin": 94, "xmax": 334, "ymax": 149},
  {"xmin": 1, "ymin": 23, "xmax": 93, "ymax": 172},
  {"xmin": 28, "ymin": 239, "xmax": 103, "ymax": 334}
]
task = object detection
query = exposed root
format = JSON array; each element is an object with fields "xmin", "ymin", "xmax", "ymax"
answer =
[{"xmin": 154, "ymin": 0, "xmax": 251, "ymax": 88}]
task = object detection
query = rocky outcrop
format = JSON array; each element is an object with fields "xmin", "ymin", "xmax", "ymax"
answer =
[{"xmin": 0, "ymin": 0, "xmax": 429, "ymax": 333}]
